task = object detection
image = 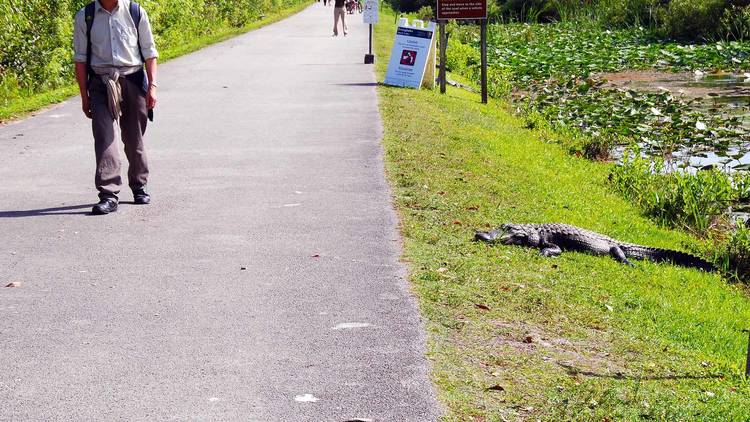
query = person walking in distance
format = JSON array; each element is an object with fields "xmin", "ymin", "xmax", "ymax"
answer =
[
  {"xmin": 73, "ymin": 0, "xmax": 159, "ymax": 215},
  {"xmin": 333, "ymin": 0, "xmax": 347, "ymax": 36}
]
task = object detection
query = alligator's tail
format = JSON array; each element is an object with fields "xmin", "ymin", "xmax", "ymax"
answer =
[{"xmin": 622, "ymin": 245, "xmax": 715, "ymax": 272}]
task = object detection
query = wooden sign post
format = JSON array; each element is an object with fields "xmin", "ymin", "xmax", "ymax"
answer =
[
  {"xmin": 439, "ymin": 22, "xmax": 447, "ymax": 94},
  {"xmin": 436, "ymin": 0, "xmax": 488, "ymax": 103},
  {"xmin": 480, "ymin": 19, "xmax": 487, "ymax": 103}
]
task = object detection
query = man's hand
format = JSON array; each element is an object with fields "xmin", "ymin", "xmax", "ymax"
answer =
[
  {"xmin": 146, "ymin": 86, "xmax": 157, "ymax": 109},
  {"xmin": 81, "ymin": 95, "xmax": 92, "ymax": 119},
  {"xmin": 75, "ymin": 63, "xmax": 92, "ymax": 119},
  {"xmin": 145, "ymin": 58, "xmax": 158, "ymax": 110}
]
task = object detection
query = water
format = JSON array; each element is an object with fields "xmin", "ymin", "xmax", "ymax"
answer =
[
  {"xmin": 692, "ymin": 73, "xmax": 750, "ymax": 131},
  {"xmin": 605, "ymin": 71, "xmax": 750, "ymax": 172}
]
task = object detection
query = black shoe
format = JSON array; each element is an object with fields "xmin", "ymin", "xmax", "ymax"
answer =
[
  {"xmin": 133, "ymin": 188, "xmax": 151, "ymax": 205},
  {"xmin": 92, "ymin": 198, "xmax": 118, "ymax": 215}
]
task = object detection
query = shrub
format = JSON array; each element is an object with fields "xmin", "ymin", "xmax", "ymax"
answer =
[
  {"xmin": 491, "ymin": 0, "xmax": 601, "ymax": 23},
  {"xmin": 499, "ymin": 0, "xmax": 556, "ymax": 22},
  {"xmin": 0, "ymin": 0, "xmax": 304, "ymax": 110},
  {"xmin": 719, "ymin": 5, "xmax": 750, "ymax": 41},
  {"xmin": 594, "ymin": 0, "xmax": 662, "ymax": 29},
  {"xmin": 0, "ymin": 0, "xmax": 75, "ymax": 97},
  {"xmin": 393, "ymin": 0, "xmax": 432, "ymax": 13},
  {"xmin": 416, "ymin": 5, "xmax": 434, "ymax": 21},
  {"xmin": 486, "ymin": 65, "xmax": 512, "ymax": 98},
  {"xmin": 609, "ymin": 154, "xmax": 743, "ymax": 234},
  {"xmin": 581, "ymin": 136, "xmax": 615, "ymax": 161},
  {"xmin": 721, "ymin": 227, "xmax": 750, "ymax": 281},
  {"xmin": 445, "ymin": 38, "xmax": 480, "ymax": 75},
  {"xmin": 661, "ymin": 0, "xmax": 727, "ymax": 41}
]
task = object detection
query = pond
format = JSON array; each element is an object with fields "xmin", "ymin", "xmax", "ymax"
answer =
[{"xmin": 601, "ymin": 71, "xmax": 750, "ymax": 173}]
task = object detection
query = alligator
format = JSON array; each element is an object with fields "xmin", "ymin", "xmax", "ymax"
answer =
[{"xmin": 474, "ymin": 223, "xmax": 714, "ymax": 271}]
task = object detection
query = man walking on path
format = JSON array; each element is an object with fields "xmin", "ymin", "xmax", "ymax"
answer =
[
  {"xmin": 73, "ymin": 0, "xmax": 159, "ymax": 215},
  {"xmin": 333, "ymin": 0, "xmax": 348, "ymax": 36}
]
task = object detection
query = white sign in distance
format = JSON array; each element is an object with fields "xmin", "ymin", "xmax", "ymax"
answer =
[
  {"xmin": 383, "ymin": 20, "xmax": 435, "ymax": 89},
  {"xmin": 363, "ymin": 0, "xmax": 378, "ymax": 24}
]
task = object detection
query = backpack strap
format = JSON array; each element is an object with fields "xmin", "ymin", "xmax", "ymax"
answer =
[
  {"xmin": 129, "ymin": 1, "xmax": 144, "ymax": 63},
  {"xmin": 85, "ymin": 2, "xmax": 96, "ymax": 84}
]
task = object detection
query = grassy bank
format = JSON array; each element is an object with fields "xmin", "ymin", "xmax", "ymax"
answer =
[
  {"xmin": 444, "ymin": 19, "xmax": 750, "ymax": 280},
  {"xmin": 374, "ymin": 10, "xmax": 750, "ymax": 421},
  {"xmin": 0, "ymin": 1, "xmax": 311, "ymax": 123}
]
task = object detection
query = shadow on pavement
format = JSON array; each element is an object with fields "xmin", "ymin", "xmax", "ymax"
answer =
[
  {"xmin": 0, "ymin": 204, "xmax": 94, "ymax": 218},
  {"xmin": 333, "ymin": 82, "xmax": 379, "ymax": 87}
]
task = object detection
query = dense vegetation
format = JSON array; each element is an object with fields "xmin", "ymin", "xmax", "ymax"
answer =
[
  {"xmin": 396, "ymin": 0, "xmax": 750, "ymax": 43},
  {"xmin": 0, "ymin": 0, "xmax": 304, "ymax": 114},
  {"xmin": 493, "ymin": 0, "xmax": 750, "ymax": 41},
  {"xmin": 472, "ymin": 23, "xmax": 750, "ymax": 165}
]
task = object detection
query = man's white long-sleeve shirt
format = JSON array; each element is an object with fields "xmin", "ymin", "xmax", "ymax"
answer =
[{"xmin": 73, "ymin": 0, "xmax": 159, "ymax": 68}]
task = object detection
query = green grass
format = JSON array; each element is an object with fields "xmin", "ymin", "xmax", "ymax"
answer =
[
  {"xmin": 375, "ymin": 10, "xmax": 750, "ymax": 421},
  {"xmin": 0, "ymin": 85, "xmax": 80, "ymax": 123},
  {"xmin": 445, "ymin": 18, "xmax": 750, "ymax": 280},
  {"xmin": 0, "ymin": 1, "xmax": 311, "ymax": 124}
]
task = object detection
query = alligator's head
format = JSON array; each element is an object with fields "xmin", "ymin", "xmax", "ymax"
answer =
[
  {"xmin": 497, "ymin": 224, "xmax": 540, "ymax": 247},
  {"xmin": 475, "ymin": 224, "xmax": 541, "ymax": 246}
]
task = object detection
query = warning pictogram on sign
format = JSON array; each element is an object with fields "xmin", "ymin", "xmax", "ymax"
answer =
[{"xmin": 400, "ymin": 50, "xmax": 417, "ymax": 66}]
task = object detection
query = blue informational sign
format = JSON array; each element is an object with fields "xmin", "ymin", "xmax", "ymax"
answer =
[
  {"xmin": 384, "ymin": 20, "xmax": 435, "ymax": 89},
  {"xmin": 363, "ymin": 0, "xmax": 378, "ymax": 24}
]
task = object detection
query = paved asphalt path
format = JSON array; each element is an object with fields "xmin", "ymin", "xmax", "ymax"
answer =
[{"xmin": 0, "ymin": 5, "xmax": 441, "ymax": 421}]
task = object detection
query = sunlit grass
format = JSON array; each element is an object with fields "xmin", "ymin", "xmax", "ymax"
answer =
[{"xmin": 375, "ymin": 9, "xmax": 750, "ymax": 421}]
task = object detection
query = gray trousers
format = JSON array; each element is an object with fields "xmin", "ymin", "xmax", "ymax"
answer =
[
  {"xmin": 333, "ymin": 7, "xmax": 347, "ymax": 35},
  {"xmin": 90, "ymin": 76, "xmax": 149, "ymax": 201}
]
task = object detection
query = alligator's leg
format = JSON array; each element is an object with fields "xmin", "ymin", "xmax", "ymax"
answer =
[
  {"xmin": 609, "ymin": 245, "xmax": 635, "ymax": 267},
  {"xmin": 540, "ymin": 243, "xmax": 562, "ymax": 257}
]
